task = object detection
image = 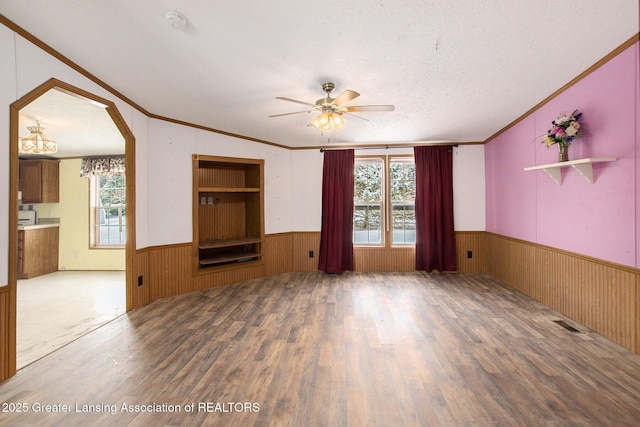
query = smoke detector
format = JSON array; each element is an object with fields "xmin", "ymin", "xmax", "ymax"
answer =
[{"xmin": 165, "ymin": 10, "xmax": 187, "ymax": 30}]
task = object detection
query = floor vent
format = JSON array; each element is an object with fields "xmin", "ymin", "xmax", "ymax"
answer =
[{"xmin": 553, "ymin": 320, "xmax": 580, "ymax": 333}]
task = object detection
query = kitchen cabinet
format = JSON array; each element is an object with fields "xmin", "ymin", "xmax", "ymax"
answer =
[
  {"xmin": 19, "ymin": 159, "xmax": 60, "ymax": 203},
  {"xmin": 17, "ymin": 225, "xmax": 60, "ymax": 279}
]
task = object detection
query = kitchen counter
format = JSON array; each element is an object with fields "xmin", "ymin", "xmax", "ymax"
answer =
[
  {"xmin": 18, "ymin": 222, "xmax": 60, "ymax": 231},
  {"xmin": 18, "ymin": 217, "xmax": 60, "ymax": 231}
]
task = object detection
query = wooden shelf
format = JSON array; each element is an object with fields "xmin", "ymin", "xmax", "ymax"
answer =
[
  {"xmin": 524, "ymin": 157, "xmax": 616, "ymax": 185},
  {"xmin": 193, "ymin": 154, "xmax": 264, "ymax": 274},
  {"xmin": 199, "ymin": 237, "xmax": 262, "ymax": 250},
  {"xmin": 200, "ymin": 251, "xmax": 262, "ymax": 266},
  {"xmin": 199, "ymin": 187, "xmax": 260, "ymax": 193}
]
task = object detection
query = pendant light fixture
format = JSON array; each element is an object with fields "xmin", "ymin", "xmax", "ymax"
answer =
[{"xmin": 18, "ymin": 121, "xmax": 57, "ymax": 154}]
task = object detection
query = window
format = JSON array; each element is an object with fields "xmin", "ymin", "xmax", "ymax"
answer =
[
  {"xmin": 390, "ymin": 157, "xmax": 416, "ymax": 244},
  {"xmin": 354, "ymin": 155, "xmax": 415, "ymax": 246},
  {"xmin": 354, "ymin": 157, "xmax": 383, "ymax": 244},
  {"xmin": 90, "ymin": 175, "xmax": 126, "ymax": 247}
]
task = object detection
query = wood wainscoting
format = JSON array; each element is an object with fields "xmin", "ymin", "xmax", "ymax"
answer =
[
  {"xmin": 487, "ymin": 232, "xmax": 640, "ymax": 353},
  {"xmin": 455, "ymin": 231, "xmax": 488, "ymax": 273},
  {"xmin": 130, "ymin": 231, "xmax": 487, "ymax": 307},
  {"xmin": 0, "ymin": 286, "xmax": 11, "ymax": 380},
  {"xmin": 130, "ymin": 249, "xmax": 150, "ymax": 310},
  {"xmin": 286, "ymin": 231, "xmax": 488, "ymax": 274},
  {"xmin": 133, "ymin": 243, "xmax": 266, "ymax": 303},
  {"xmin": 263, "ymin": 233, "xmax": 294, "ymax": 275}
]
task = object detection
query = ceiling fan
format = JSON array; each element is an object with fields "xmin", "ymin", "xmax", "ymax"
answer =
[{"xmin": 269, "ymin": 82, "xmax": 395, "ymax": 131}]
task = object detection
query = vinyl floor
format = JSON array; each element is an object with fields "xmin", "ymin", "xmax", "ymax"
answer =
[{"xmin": 1, "ymin": 271, "xmax": 640, "ymax": 426}]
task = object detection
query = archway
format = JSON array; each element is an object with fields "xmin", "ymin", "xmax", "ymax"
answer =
[{"xmin": 5, "ymin": 78, "xmax": 136, "ymax": 379}]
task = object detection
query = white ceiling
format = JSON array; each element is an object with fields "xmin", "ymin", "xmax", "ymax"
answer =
[
  {"xmin": 2, "ymin": 1, "xmax": 638, "ymax": 149},
  {"xmin": 19, "ymin": 89, "xmax": 125, "ymax": 158}
]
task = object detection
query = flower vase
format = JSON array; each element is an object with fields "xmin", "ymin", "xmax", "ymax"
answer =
[{"xmin": 558, "ymin": 144, "xmax": 569, "ymax": 162}]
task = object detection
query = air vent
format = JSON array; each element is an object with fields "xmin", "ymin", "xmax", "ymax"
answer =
[{"xmin": 553, "ymin": 320, "xmax": 580, "ymax": 333}]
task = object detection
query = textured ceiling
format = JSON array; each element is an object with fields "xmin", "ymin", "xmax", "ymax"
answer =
[
  {"xmin": 1, "ymin": 1, "xmax": 639, "ymax": 149},
  {"xmin": 18, "ymin": 89, "xmax": 125, "ymax": 158}
]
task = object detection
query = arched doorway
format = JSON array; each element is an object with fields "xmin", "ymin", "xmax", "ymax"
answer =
[{"xmin": 5, "ymin": 78, "xmax": 136, "ymax": 378}]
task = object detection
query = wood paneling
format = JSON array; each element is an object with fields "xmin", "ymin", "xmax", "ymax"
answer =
[
  {"xmin": 354, "ymin": 247, "xmax": 416, "ymax": 272},
  {"xmin": 122, "ymin": 231, "xmax": 489, "ymax": 307},
  {"xmin": 198, "ymin": 193, "xmax": 247, "ymax": 241},
  {"xmin": 488, "ymin": 232, "xmax": 640, "ymax": 353},
  {"xmin": 130, "ymin": 249, "xmax": 150, "ymax": 309},
  {"xmin": 637, "ymin": 274, "xmax": 640, "ymax": 355},
  {"xmin": 277, "ymin": 231, "xmax": 487, "ymax": 274},
  {"xmin": 455, "ymin": 231, "xmax": 488, "ymax": 273},
  {"xmin": 487, "ymin": 234, "xmax": 537, "ymax": 295},
  {"xmin": 144, "ymin": 242, "xmax": 268, "ymax": 298},
  {"xmin": 0, "ymin": 287, "xmax": 10, "ymax": 381},
  {"xmin": 292, "ymin": 232, "xmax": 321, "ymax": 272},
  {"xmin": 149, "ymin": 243, "xmax": 193, "ymax": 300},
  {"xmin": 263, "ymin": 233, "xmax": 294, "ymax": 276}
]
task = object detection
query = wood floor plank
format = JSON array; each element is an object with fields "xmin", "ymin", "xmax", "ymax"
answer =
[{"xmin": 1, "ymin": 271, "xmax": 640, "ymax": 426}]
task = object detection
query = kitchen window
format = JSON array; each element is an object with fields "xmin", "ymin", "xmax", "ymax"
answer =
[{"xmin": 90, "ymin": 175, "xmax": 126, "ymax": 247}]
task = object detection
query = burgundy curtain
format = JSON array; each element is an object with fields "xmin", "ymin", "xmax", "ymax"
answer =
[
  {"xmin": 318, "ymin": 149, "xmax": 355, "ymax": 274},
  {"xmin": 414, "ymin": 145, "xmax": 456, "ymax": 272}
]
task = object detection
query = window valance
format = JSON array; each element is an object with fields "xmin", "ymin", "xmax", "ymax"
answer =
[{"xmin": 80, "ymin": 156, "xmax": 125, "ymax": 178}]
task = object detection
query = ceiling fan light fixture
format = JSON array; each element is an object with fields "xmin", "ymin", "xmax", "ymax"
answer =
[
  {"xmin": 18, "ymin": 121, "xmax": 57, "ymax": 154},
  {"xmin": 273, "ymin": 82, "xmax": 394, "ymax": 132},
  {"xmin": 311, "ymin": 110, "xmax": 344, "ymax": 132},
  {"xmin": 331, "ymin": 113, "xmax": 345, "ymax": 130}
]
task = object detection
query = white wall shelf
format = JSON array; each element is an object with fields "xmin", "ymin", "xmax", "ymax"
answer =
[{"xmin": 524, "ymin": 157, "xmax": 616, "ymax": 185}]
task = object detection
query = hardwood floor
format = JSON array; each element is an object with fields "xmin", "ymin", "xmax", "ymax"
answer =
[{"xmin": 1, "ymin": 272, "xmax": 640, "ymax": 426}]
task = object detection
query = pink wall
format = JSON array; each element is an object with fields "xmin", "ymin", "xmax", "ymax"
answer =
[{"xmin": 485, "ymin": 42, "xmax": 639, "ymax": 268}]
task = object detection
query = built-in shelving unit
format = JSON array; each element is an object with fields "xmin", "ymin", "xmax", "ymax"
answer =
[
  {"xmin": 524, "ymin": 157, "xmax": 616, "ymax": 185},
  {"xmin": 193, "ymin": 154, "xmax": 264, "ymax": 272}
]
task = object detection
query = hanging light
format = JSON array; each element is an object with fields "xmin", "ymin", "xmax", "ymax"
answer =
[
  {"xmin": 19, "ymin": 121, "xmax": 57, "ymax": 154},
  {"xmin": 311, "ymin": 108, "xmax": 345, "ymax": 132},
  {"xmin": 330, "ymin": 113, "xmax": 345, "ymax": 130}
]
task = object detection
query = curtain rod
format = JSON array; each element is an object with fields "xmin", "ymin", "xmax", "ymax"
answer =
[{"xmin": 319, "ymin": 143, "xmax": 459, "ymax": 152}]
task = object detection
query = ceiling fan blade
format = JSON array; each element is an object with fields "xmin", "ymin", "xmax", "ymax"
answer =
[
  {"xmin": 269, "ymin": 110, "xmax": 313, "ymax": 118},
  {"xmin": 344, "ymin": 112, "xmax": 369, "ymax": 121},
  {"xmin": 331, "ymin": 90, "xmax": 360, "ymax": 106},
  {"xmin": 275, "ymin": 96, "xmax": 315, "ymax": 107},
  {"xmin": 346, "ymin": 105, "xmax": 395, "ymax": 112}
]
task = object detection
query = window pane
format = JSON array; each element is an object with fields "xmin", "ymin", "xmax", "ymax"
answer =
[
  {"xmin": 354, "ymin": 160, "xmax": 382, "ymax": 203},
  {"xmin": 390, "ymin": 158, "xmax": 415, "ymax": 244},
  {"xmin": 354, "ymin": 159, "xmax": 383, "ymax": 245},
  {"xmin": 390, "ymin": 159, "xmax": 415, "ymax": 202},
  {"xmin": 354, "ymin": 203, "xmax": 382, "ymax": 244},
  {"xmin": 99, "ymin": 189, "xmax": 112, "ymax": 206},
  {"xmin": 392, "ymin": 203, "xmax": 415, "ymax": 244},
  {"xmin": 97, "ymin": 208, "xmax": 123, "ymax": 244},
  {"xmin": 92, "ymin": 175, "xmax": 126, "ymax": 247}
]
